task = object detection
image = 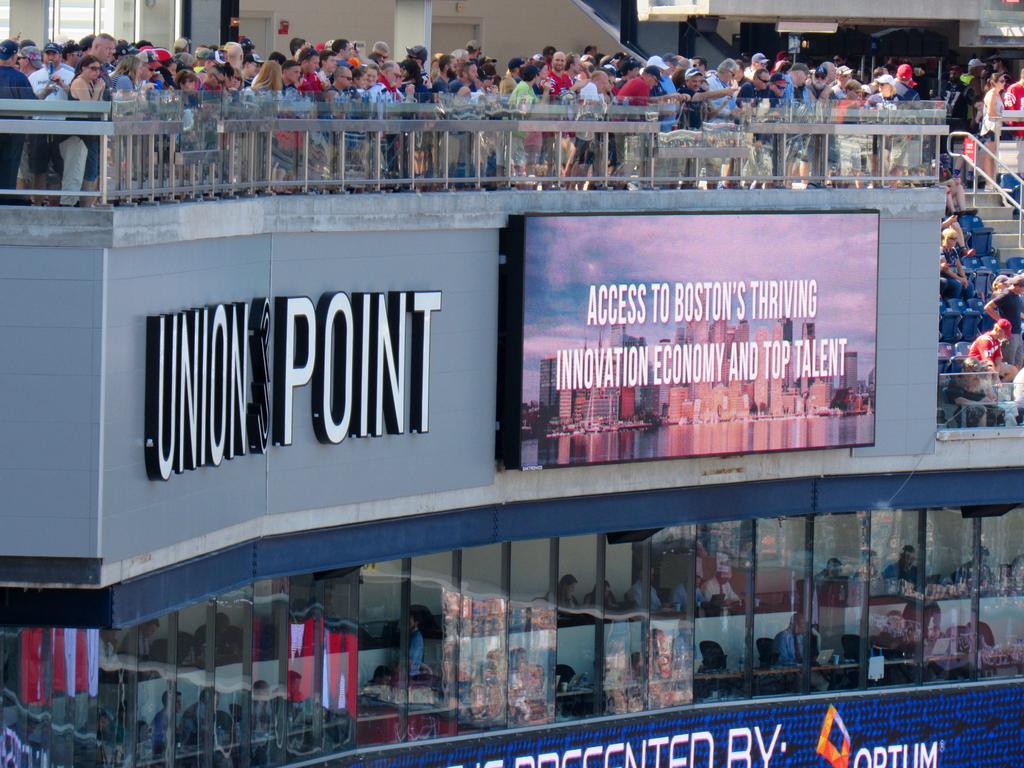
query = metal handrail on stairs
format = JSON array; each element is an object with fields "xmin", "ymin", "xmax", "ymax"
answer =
[{"xmin": 947, "ymin": 130, "xmax": 1024, "ymax": 252}]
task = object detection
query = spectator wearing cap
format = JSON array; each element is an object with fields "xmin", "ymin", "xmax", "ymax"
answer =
[
  {"xmin": 645, "ymin": 55, "xmax": 675, "ymax": 95},
  {"xmin": 986, "ymin": 276, "xmax": 1024, "ymax": 368},
  {"xmin": 809, "ymin": 63, "xmax": 835, "ymax": 101},
  {"xmin": 501, "ymin": 57, "xmax": 524, "ymax": 96},
  {"xmin": 241, "ymin": 53, "xmax": 260, "ymax": 86},
  {"xmin": 0, "ymin": 40, "xmax": 35, "ymax": 203},
  {"xmin": 31, "ymin": 44, "xmax": 72, "ymax": 100},
  {"xmin": 616, "ymin": 64, "xmax": 661, "ymax": 106},
  {"xmin": 675, "ymin": 66, "xmax": 736, "ymax": 131},
  {"xmin": 894, "ymin": 63, "xmax": 920, "ymax": 101},
  {"xmin": 703, "ymin": 58, "xmax": 739, "ymax": 118},
  {"xmin": 744, "ymin": 52, "xmax": 768, "ymax": 82},
  {"xmin": 406, "ymin": 45, "xmax": 431, "ymax": 86},
  {"xmin": 831, "ymin": 65, "xmax": 854, "ymax": 98},
  {"xmin": 867, "ymin": 74, "xmax": 898, "ymax": 106},
  {"xmin": 16, "ymin": 46, "xmax": 40, "ymax": 78},
  {"xmin": 783, "ymin": 62, "xmax": 815, "ymax": 106},
  {"xmin": 969, "ymin": 318, "xmax": 1017, "ymax": 379}
]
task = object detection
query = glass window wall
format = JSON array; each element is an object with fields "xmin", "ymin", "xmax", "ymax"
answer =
[
  {"xmin": 4, "ymin": 506, "xmax": 1024, "ymax": 764},
  {"xmin": 286, "ymin": 577, "xmax": 320, "ymax": 761},
  {"xmin": 251, "ymin": 579, "xmax": 288, "ymax": 768},
  {"xmin": 812, "ymin": 513, "xmax": 867, "ymax": 691},
  {"xmin": 555, "ymin": 535, "xmax": 599, "ymax": 720},
  {"xmin": 602, "ymin": 537, "xmax": 646, "ymax": 715},
  {"xmin": 176, "ymin": 600, "xmax": 212, "ymax": 768},
  {"xmin": 508, "ymin": 539, "xmax": 555, "ymax": 726},
  {"xmin": 356, "ymin": 560, "xmax": 403, "ymax": 747},
  {"xmin": 868, "ymin": 509, "xmax": 922, "ymax": 687},
  {"xmin": 408, "ymin": 553, "xmax": 457, "ymax": 741},
  {"xmin": 980, "ymin": 508, "xmax": 1024, "ymax": 677},
  {"xmin": 137, "ymin": 615, "xmax": 174, "ymax": 768},
  {"xmin": 694, "ymin": 520, "xmax": 752, "ymax": 701},
  {"xmin": 924, "ymin": 509, "xmax": 974, "ymax": 682},
  {"xmin": 321, "ymin": 572, "xmax": 357, "ymax": 754},
  {"xmin": 648, "ymin": 526, "xmax": 694, "ymax": 709},
  {"xmin": 213, "ymin": 588, "xmax": 251, "ymax": 768},
  {"xmin": 753, "ymin": 518, "xmax": 811, "ymax": 696},
  {"xmin": 458, "ymin": 544, "xmax": 507, "ymax": 733}
]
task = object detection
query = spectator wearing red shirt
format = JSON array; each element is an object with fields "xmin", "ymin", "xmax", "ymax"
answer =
[
  {"xmin": 546, "ymin": 51, "xmax": 573, "ymax": 99},
  {"xmin": 1004, "ymin": 67, "xmax": 1024, "ymax": 173},
  {"xmin": 617, "ymin": 65, "xmax": 658, "ymax": 105},
  {"xmin": 969, "ymin": 318, "xmax": 1017, "ymax": 379}
]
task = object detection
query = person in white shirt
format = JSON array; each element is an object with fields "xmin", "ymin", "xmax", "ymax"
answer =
[{"xmin": 26, "ymin": 45, "xmax": 75, "ymax": 202}]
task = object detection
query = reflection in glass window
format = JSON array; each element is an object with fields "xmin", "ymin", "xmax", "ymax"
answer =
[
  {"xmin": 753, "ymin": 518, "xmax": 813, "ymax": 696},
  {"xmin": 409, "ymin": 553, "xmax": 457, "ymax": 741},
  {"xmin": 508, "ymin": 539, "xmax": 555, "ymax": 726},
  {"xmin": 2, "ymin": 627, "xmax": 51, "ymax": 768},
  {"xmin": 99, "ymin": 626, "xmax": 136, "ymax": 768},
  {"xmin": 321, "ymin": 571, "xmax": 358, "ymax": 754},
  {"xmin": 868, "ymin": 510, "xmax": 921, "ymax": 687},
  {"xmin": 287, "ymin": 576, "xmax": 320, "ymax": 761},
  {"xmin": 980, "ymin": 508, "xmax": 1024, "ymax": 678},
  {"xmin": 357, "ymin": 560, "xmax": 404, "ymax": 746},
  {"xmin": 649, "ymin": 526, "xmax": 694, "ymax": 709},
  {"xmin": 251, "ymin": 580, "xmax": 288, "ymax": 768},
  {"xmin": 458, "ymin": 544, "xmax": 507, "ymax": 733},
  {"xmin": 51, "ymin": 628, "xmax": 99, "ymax": 768},
  {"xmin": 694, "ymin": 521, "xmax": 751, "ymax": 702},
  {"xmin": 176, "ymin": 600, "xmax": 212, "ymax": 768},
  {"xmin": 214, "ymin": 588, "xmax": 251, "ymax": 768},
  {"xmin": 924, "ymin": 509, "xmax": 974, "ymax": 682},
  {"xmin": 555, "ymin": 535, "xmax": 598, "ymax": 721},
  {"xmin": 137, "ymin": 616, "xmax": 175, "ymax": 768},
  {"xmin": 603, "ymin": 538, "xmax": 645, "ymax": 715},
  {"xmin": 812, "ymin": 513, "xmax": 866, "ymax": 691}
]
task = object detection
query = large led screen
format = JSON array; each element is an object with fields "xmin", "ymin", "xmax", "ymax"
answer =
[{"xmin": 516, "ymin": 212, "xmax": 878, "ymax": 469}]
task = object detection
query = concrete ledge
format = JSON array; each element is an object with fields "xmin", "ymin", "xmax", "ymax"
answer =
[{"xmin": 0, "ymin": 188, "xmax": 946, "ymax": 248}]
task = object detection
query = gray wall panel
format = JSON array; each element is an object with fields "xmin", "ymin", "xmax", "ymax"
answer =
[
  {"xmin": 99, "ymin": 230, "xmax": 498, "ymax": 562},
  {"xmin": 0, "ymin": 246, "xmax": 101, "ymax": 558}
]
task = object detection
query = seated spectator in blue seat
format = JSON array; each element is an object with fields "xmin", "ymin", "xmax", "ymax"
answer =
[{"xmin": 941, "ymin": 227, "xmax": 973, "ymax": 299}]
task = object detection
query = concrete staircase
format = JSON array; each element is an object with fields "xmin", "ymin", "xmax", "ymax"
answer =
[{"xmin": 968, "ymin": 191, "xmax": 1024, "ymax": 264}]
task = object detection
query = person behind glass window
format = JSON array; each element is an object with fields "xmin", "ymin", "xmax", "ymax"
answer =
[
  {"xmin": 555, "ymin": 574, "xmax": 579, "ymax": 608},
  {"xmin": 408, "ymin": 608, "xmax": 425, "ymax": 673},
  {"xmin": 883, "ymin": 545, "xmax": 918, "ymax": 592},
  {"xmin": 700, "ymin": 557, "xmax": 742, "ymax": 614}
]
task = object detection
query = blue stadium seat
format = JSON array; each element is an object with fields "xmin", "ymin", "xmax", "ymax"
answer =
[
  {"xmin": 954, "ymin": 340, "xmax": 973, "ymax": 357},
  {"xmin": 960, "ymin": 306, "xmax": 982, "ymax": 342},
  {"xmin": 962, "ymin": 256, "xmax": 981, "ymax": 272},
  {"xmin": 971, "ymin": 268, "xmax": 994, "ymax": 300},
  {"xmin": 968, "ymin": 228, "xmax": 994, "ymax": 260},
  {"xmin": 946, "ymin": 298, "xmax": 967, "ymax": 314},
  {"xmin": 938, "ymin": 342, "xmax": 954, "ymax": 375},
  {"xmin": 981, "ymin": 256, "xmax": 1000, "ymax": 272},
  {"xmin": 1007, "ymin": 256, "xmax": 1024, "ymax": 272},
  {"xmin": 940, "ymin": 307, "xmax": 962, "ymax": 344},
  {"xmin": 959, "ymin": 213, "xmax": 985, "ymax": 234}
]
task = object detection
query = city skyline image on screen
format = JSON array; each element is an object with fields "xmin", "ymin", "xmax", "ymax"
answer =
[{"xmin": 519, "ymin": 212, "xmax": 879, "ymax": 468}]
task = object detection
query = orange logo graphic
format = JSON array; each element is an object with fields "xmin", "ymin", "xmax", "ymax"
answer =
[{"xmin": 817, "ymin": 705, "xmax": 851, "ymax": 768}]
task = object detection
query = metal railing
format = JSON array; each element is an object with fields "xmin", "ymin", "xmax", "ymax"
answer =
[
  {"xmin": 947, "ymin": 129, "xmax": 1024, "ymax": 250},
  {"xmin": 938, "ymin": 370, "xmax": 1023, "ymax": 430},
  {"xmin": 0, "ymin": 94, "xmax": 948, "ymax": 206}
]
